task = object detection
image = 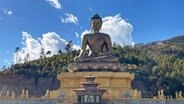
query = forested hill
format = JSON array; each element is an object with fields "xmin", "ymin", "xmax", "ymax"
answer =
[
  {"xmin": 1, "ymin": 35, "xmax": 184, "ymax": 98},
  {"xmin": 166, "ymin": 35, "xmax": 184, "ymax": 43},
  {"xmin": 136, "ymin": 35, "xmax": 184, "ymax": 58}
]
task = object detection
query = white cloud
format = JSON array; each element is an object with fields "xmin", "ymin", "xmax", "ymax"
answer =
[
  {"xmin": 89, "ymin": 8, "xmax": 94, "ymax": 12},
  {"xmin": 4, "ymin": 60, "xmax": 11, "ymax": 65},
  {"xmin": 41, "ymin": 32, "xmax": 68, "ymax": 55},
  {"xmin": 2, "ymin": 8, "xmax": 12, "ymax": 15},
  {"xmin": 81, "ymin": 14, "xmax": 134, "ymax": 47},
  {"xmin": 4, "ymin": 60, "xmax": 9, "ymax": 63},
  {"xmin": 7, "ymin": 11, "xmax": 12, "ymax": 15},
  {"xmin": 75, "ymin": 32, "xmax": 79, "ymax": 38},
  {"xmin": 60, "ymin": 13, "xmax": 78, "ymax": 25},
  {"xmin": 46, "ymin": 0, "xmax": 61, "ymax": 9},
  {"xmin": 102, "ymin": 14, "xmax": 134, "ymax": 46},
  {"xmin": 13, "ymin": 32, "xmax": 80, "ymax": 64}
]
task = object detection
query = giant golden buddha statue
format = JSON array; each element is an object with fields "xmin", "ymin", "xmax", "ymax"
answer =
[{"xmin": 68, "ymin": 14, "xmax": 122, "ymax": 72}]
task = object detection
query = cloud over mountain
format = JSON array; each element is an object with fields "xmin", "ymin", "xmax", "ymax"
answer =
[
  {"xmin": 81, "ymin": 14, "xmax": 134, "ymax": 46},
  {"xmin": 102, "ymin": 14, "xmax": 134, "ymax": 46},
  {"xmin": 13, "ymin": 32, "xmax": 80, "ymax": 64}
]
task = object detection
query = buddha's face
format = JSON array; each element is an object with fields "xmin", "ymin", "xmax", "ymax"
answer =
[{"xmin": 91, "ymin": 19, "xmax": 102, "ymax": 31}]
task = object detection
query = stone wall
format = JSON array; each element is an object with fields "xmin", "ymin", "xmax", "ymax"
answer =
[
  {"xmin": 0, "ymin": 99, "xmax": 59, "ymax": 104},
  {"xmin": 0, "ymin": 74, "xmax": 60, "ymax": 97},
  {"xmin": 108, "ymin": 99, "xmax": 184, "ymax": 104},
  {"xmin": 0, "ymin": 99, "xmax": 184, "ymax": 104}
]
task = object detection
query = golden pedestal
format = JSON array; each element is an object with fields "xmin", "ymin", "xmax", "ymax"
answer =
[{"xmin": 57, "ymin": 72, "xmax": 135, "ymax": 99}]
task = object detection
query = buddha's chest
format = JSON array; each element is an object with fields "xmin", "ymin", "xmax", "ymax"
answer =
[{"xmin": 87, "ymin": 36, "xmax": 105, "ymax": 46}]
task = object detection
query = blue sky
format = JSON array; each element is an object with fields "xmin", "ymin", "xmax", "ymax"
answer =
[{"xmin": 0, "ymin": 0, "xmax": 184, "ymax": 68}]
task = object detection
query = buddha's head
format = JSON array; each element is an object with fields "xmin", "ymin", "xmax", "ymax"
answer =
[{"xmin": 91, "ymin": 14, "xmax": 102, "ymax": 32}]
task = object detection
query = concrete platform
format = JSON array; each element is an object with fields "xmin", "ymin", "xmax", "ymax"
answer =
[{"xmin": 57, "ymin": 72, "xmax": 136, "ymax": 99}]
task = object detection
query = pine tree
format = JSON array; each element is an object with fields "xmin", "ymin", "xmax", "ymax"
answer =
[
  {"xmin": 14, "ymin": 47, "xmax": 21, "ymax": 64},
  {"xmin": 65, "ymin": 41, "xmax": 73, "ymax": 53}
]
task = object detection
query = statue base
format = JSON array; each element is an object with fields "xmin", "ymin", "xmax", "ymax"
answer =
[
  {"xmin": 68, "ymin": 62, "xmax": 123, "ymax": 72},
  {"xmin": 57, "ymin": 72, "xmax": 140, "ymax": 99}
]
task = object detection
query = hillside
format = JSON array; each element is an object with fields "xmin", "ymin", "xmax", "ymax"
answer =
[
  {"xmin": 0, "ymin": 35, "xmax": 184, "ymax": 98},
  {"xmin": 136, "ymin": 35, "xmax": 184, "ymax": 58}
]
